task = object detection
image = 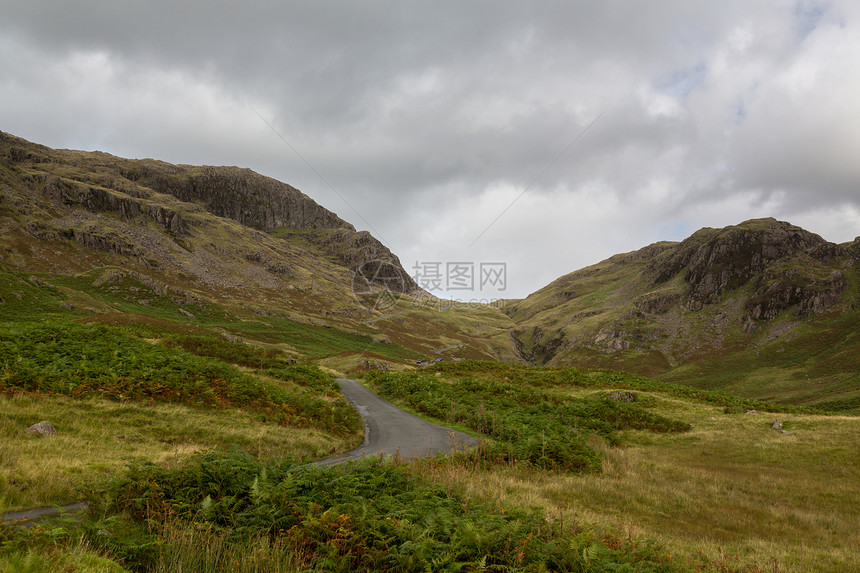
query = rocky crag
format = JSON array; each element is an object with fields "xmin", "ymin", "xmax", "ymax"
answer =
[
  {"xmin": 0, "ymin": 131, "xmax": 417, "ymax": 302},
  {"xmin": 506, "ymin": 218, "xmax": 859, "ymax": 377}
]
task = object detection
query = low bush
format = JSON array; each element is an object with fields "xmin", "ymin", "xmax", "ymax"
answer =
[
  {"xmin": 367, "ymin": 369, "xmax": 691, "ymax": 472},
  {"xmin": 89, "ymin": 450, "xmax": 684, "ymax": 572},
  {"xmin": 0, "ymin": 321, "xmax": 360, "ymax": 437}
]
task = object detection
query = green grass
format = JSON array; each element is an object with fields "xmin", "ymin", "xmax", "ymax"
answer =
[
  {"xmin": 3, "ymin": 349, "xmax": 857, "ymax": 572},
  {"xmin": 0, "ymin": 320, "xmax": 360, "ymax": 437},
  {"xmin": 223, "ymin": 315, "xmax": 422, "ymax": 362},
  {"xmin": 0, "ymin": 394, "xmax": 358, "ymax": 514},
  {"xmin": 0, "ymin": 538, "xmax": 127, "ymax": 573},
  {"xmin": 0, "ymin": 270, "xmax": 68, "ymax": 321},
  {"xmin": 658, "ymin": 312, "xmax": 860, "ymax": 412},
  {"xmin": 47, "ymin": 271, "xmax": 234, "ymax": 324},
  {"xmin": 419, "ymin": 361, "xmax": 823, "ymax": 414},
  {"xmin": 388, "ymin": 363, "xmax": 860, "ymax": 572},
  {"xmin": 368, "ymin": 365, "xmax": 691, "ymax": 473}
]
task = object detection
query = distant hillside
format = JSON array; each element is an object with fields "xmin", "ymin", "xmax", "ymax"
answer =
[
  {"xmin": 504, "ymin": 218, "xmax": 860, "ymax": 411},
  {"xmin": 0, "ymin": 131, "xmax": 518, "ymax": 364}
]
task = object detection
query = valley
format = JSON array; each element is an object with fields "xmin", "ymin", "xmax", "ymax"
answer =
[{"xmin": 1, "ymin": 132, "xmax": 858, "ymax": 571}]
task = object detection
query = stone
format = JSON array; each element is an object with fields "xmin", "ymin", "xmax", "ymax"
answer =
[
  {"xmin": 772, "ymin": 419, "xmax": 783, "ymax": 430},
  {"xmin": 220, "ymin": 332, "xmax": 244, "ymax": 344},
  {"xmin": 608, "ymin": 391, "xmax": 638, "ymax": 403},
  {"xmin": 25, "ymin": 421, "xmax": 57, "ymax": 436},
  {"xmin": 745, "ymin": 410, "xmax": 758, "ymax": 415}
]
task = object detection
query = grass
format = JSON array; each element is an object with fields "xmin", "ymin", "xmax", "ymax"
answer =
[
  {"xmin": 0, "ymin": 394, "xmax": 359, "ymax": 513},
  {"xmin": 0, "ymin": 320, "xmax": 362, "ymax": 436},
  {"xmin": 223, "ymin": 314, "xmax": 422, "ymax": 362},
  {"xmin": 383, "ymin": 364, "xmax": 860, "ymax": 573},
  {"xmin": 0, "ymin": 321, "xmax": 856, "ymax": 571},
  {"xmin": 659, "ymin": 312, "xmax": 860, "ymax": 412},
  {"xmin": 0, "ymin": 538, "xmax": 127, "ymax": 573},
  {"xmin": 367, "ymin": 366, "xmax": 691, "ymax": 472},
  {"xmin": 0, "ymin": 318, "xmax": 364, "ymax": 514}
]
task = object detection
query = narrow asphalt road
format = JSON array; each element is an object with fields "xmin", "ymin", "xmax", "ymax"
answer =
[
  {"xmin": 313, "ymin": 379, "xmax": 479, "ymax": 466},
  {"xmin": 2, "ymin": 378, "xmax": 477, "ymax": 527}
]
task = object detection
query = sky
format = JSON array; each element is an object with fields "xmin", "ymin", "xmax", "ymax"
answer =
[{"xmin": 2, "ymin": 1, "xmax": 859, "ymax": 300}]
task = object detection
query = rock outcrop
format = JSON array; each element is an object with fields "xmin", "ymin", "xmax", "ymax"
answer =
[
  {"xmin": 126, "ymin": 164, "xmax": 353, "ymax": 233},
  {"xmin": 0, "ymin": 131, "xmax": 417, "ymax": 294},
  {"xmin": 648, "ymin": 219, "xmax": 832, "ymax": 310},
  {"xmin": 504, "ymin": 218, "xmax": 856, "ymax": 368}
]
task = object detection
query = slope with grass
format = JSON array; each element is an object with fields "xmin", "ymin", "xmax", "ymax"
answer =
[
  {"xmin": 0, "ymin": 131, "xmax": 519, "ymax": 365},
  {"xmin": 2, "ymin": 131, "xmax": 859, "ymax": 571},
  {"xmin": 370, "ymin": 362, "xmax": 860, "ymax": 573},
  {"xmin": 4, "ymin": 360, "xmax": 855, "ymax": 572},
  {"xmin": 0, "ymin": 317, "xmax": 368, "ymax": 514},
  {"xmin": 505, "ymin": 219, "xmax": 860, "ymax": 412}
]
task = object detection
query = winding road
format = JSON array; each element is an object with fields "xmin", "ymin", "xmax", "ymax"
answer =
[
  {"xmin": 313, "ymin": 379, "xmax": 478, "ymax": 465},
  {"xmin": 2, "ymin": 379, "xmax": 476, "ymax": 527}
]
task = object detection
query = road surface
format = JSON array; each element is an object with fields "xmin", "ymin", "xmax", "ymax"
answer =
[{"xmin": 313, "ymin": 378, "xmax": 478, "ymax": 466}]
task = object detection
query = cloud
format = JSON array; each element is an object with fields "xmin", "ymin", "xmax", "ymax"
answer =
[{"xmin": 1, "ymin": 0, "xmax": 858, "ymax": 297}]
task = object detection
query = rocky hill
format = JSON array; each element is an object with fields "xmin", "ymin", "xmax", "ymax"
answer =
[
  {"xmin": 0, "ymin": 131, "xmax": 516, "ymax": 364},
  {"xmin": 0, "ymin": 130, "xmax": 418, "ymax": 292},
  {"xmin": 505, "ymin": 218, "xmax": 860, "ymax": 410}
]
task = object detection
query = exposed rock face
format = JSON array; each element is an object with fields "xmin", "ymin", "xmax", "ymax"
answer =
[
  {"xmin": 746, "ymin": 269, "xmax": 846, "ymax": 320},
  {"xmin": 306, "ymin": 229, "xmax": 419, "ymax": 293},
  {"xmin": 608, "ymin": 391, "xmax": 638, "ymax": 402},
  {"xmin": 0, "ymin": 131, "xmax": 417, "ymax": 294},
  {"xmin": 649, "ymin": 219, "xmax": 830, "ymax": 310},
  {"xmin": 634, "ymin": 291, "xmax": 681, "ymax": 314},
  {"xmin": 129, "ymin": 165, "xmax": 353, "ymax": 232},
  {"xmin": 511, "ymin": 326, "xmax": 566, "ymax": 365},
  {"xmin": 847, "ymin": 237, "xmax": 860, "ymax": 260},
  {"xmin": 504, "ymin": 218, "xmax": 856, "ymax": 368},
  {"xmin": 145, "ymin": 205, "xmax": 187, "ymax": 236}
]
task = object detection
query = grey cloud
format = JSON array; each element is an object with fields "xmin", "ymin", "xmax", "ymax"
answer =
[{"xmin": 1, "ymin": 0, "xmax": 858, "ymax": 297}]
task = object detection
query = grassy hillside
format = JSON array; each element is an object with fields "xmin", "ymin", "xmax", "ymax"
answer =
[
  {"xmin": 368, "ymin": 362, "xmax": 860, "ymax": 573},
  {"xmin": 8, "ymin": 359, "xmax": 855, "ymax": 571},
  {"xmin": 504, "ymin": 219, "xmax": 860, "ymax": 413},
  {"xmin": 0, "ymin": 131, "xmax": 519, "ymax": 365}
]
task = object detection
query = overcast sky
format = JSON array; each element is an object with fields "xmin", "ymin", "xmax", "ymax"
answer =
[{"xmin": 2, "ymin": 1, "xmax": 859, "ymax": 299}]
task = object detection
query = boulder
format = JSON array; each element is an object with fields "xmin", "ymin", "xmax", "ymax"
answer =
[
  {"xmin": 608, "ymin": 391, "xmax": 638, "ymax": 403},
  {"xmin": 25, "ymin": 421, "xmax": 57, "ymax": 436}
]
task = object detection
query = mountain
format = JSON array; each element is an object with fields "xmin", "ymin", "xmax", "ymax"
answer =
[
  {"xmin": 504, "ymin": 218, "xmax": 860, "ymax": 410},
  {"xmin": 2, "ymin": 131, "xmax": 857, "ymax": 411},
  {"xmin": 0, "ymin": 131, "xmax": 517, "ymax": 365},
  {"xmin": 0, "ymin": 130, "xmax": 416, "ymax": 292}
]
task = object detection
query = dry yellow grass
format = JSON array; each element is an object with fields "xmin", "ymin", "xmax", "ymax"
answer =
[
  {"xmin": 411, "ymin": 393, "xmax": 860, "ymax": 573},
  {"xmin": 0, "ymin": 394, "xmax": 358, "ymax": 513}
]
